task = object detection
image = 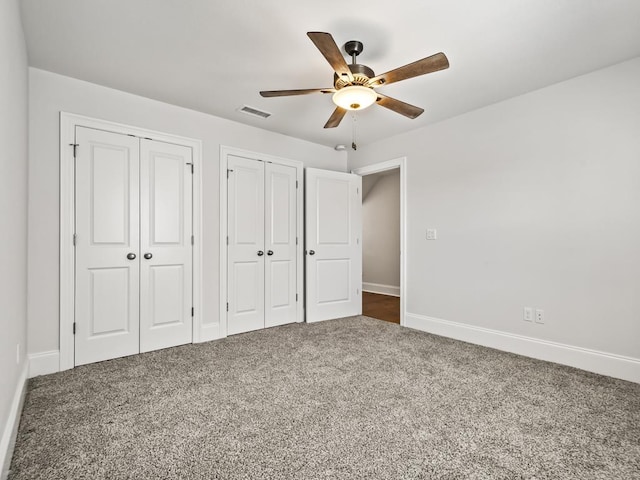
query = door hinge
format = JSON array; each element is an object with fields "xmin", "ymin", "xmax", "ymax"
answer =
[
  {"xmin": 296, "ymin": 237, "xmax": 298, "ymax": 245},
  {"xmin": 226, "ymin": 236, "xmax": 229, "ymax": 245},
  {"xmin": 357, "ymin": 187, "xmax": 359, "ymax": 195},
  {"xmin": 296, "ymin": 293, "xmax": 298, "ymax": 302},
  {"xmin": 191, "ymin": 307, "xmax": 194, "ymax": 317},
  {"xmin": 73, "ymin": 233, "xmax": 77, "ymax": 246},
  {"xmin": 226, "ymin": 302, "xmax": 229, "ymax": 312},
  {"xmin": 227, "ymin": 168, "xmax": 233, "ymax": 179},
  {"xmin": 296, "ymin": 180, "xmax": 299, "ymax": 189},
  {"xmin": 69, "ymin": 143, "xmax": 79, "ymax": 158},
  {"xmin": 73, "ymin": 322, "xmax": 76, "ymax": 335},
  {"xmin": 186, "ymin": 162, "xmax": 194, "ymax": 174},
  {"xmin": 191, "ymin": 235, "xmax": 194, "ymax": 245}
]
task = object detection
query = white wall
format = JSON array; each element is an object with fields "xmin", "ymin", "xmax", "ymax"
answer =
[
  {"xmin": 349, "ymin": 57, "xmax": 640, "ymax": 380},
  {"xmin": 0, "ymin": 0, "xmax": 29, "ymax": 473},
  {"xmin": 28, "ymin": 68, "xmax": 347, "ymax": 362},
  {"xmin": 362, "ymin": 171, "xmax": 400, "ymax": 291}
]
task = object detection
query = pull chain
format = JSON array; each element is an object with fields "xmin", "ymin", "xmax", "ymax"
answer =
[{"xmin": 351, "ymin": 112, "xmax": 358, "ymax": 151}]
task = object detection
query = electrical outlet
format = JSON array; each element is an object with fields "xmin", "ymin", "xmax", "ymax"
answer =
[
  {"xmin": 523, "ymin": 307, "xmax": 533, "ymax": 322},
  {"xmin": 535, "ymin": 309, "xmax": 545, "ymax": 324},
  {"xmin": 426, "ymin": 229, "xmax": 437, "ymax": 240}
]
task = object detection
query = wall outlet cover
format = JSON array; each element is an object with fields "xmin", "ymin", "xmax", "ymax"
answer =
[
  {"xmin": 523, "ymin": 307, "xmax": 533, "ymax": 322},
  {"xmin": 535, "ymin": 309, "xmax": 545, "ymax": 324}
]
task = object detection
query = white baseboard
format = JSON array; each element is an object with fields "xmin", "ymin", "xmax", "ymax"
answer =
[
  {"xmin": 362, "ymin": 282, "xmax": 400, "ymax": 297},
  {"xmin": 0, "ymin": 363, "xmax": 27, "ymax": 480},
  {"xmin": 28, "ymin": 331, "xmax": 224, "ymax": 375},
  {"xmin": 196, "ymin": 323, "xmax": 222, "ymax": 343},
  {"xmin": 28, "ymin": 350, "xmax": 60, "ymax": 378},
  {"xmin": 405, "ymin": 312, "xmax": 640, "ymax": 384}
]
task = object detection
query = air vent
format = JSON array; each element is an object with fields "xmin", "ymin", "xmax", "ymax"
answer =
[{"xmin": 238, "ymin": 105, "xmax": 271, "ymax": 119}]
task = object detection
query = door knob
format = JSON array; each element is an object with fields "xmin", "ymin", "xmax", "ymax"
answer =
[
  {"xmin": 126, "ymin": 253, "xmax": 136, "ymax": 260},
  {"xmin": 143, "ymin": 253, "xmax": 153, "ymax": 260},
  {"xmin": 257, "ymin": 250, "xmax": 264, "ymax": 256},
  {"xmin": 308, "ymin": 250, "xmax": 315, "ymax": 256},
  {"xmin": 267, "ymin": 250, "xmax": 274, "ymax": 256}
]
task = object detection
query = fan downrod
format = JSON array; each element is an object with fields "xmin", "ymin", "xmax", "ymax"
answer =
[{"xmin": 344, "ymin": 40, "xmax": 364, "ymax": 64}]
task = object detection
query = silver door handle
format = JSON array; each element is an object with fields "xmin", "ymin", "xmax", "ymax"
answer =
[
  {"xmin": 267, "ymin": 250, "xmax": 274, "ymax": 256},
  {"xmin": 143, "ymin": 253, "xmax": 153, "ymax": 260},
  {"xmin": 126, "ymin": 253, "xmax": 136, "ymax": 260},
  {"xmin": 257, "ymin": 250, "xmax": 264, "ymax": 256}
]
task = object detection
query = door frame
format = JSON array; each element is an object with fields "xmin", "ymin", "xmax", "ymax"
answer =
[
  {"xmin": 219, "ymin": 146, "xmax": 304, "ymax": 337},
  {"xmin": 352, "ymin": 157, "xmax": 407, "ymax": 327},
  {"xmin": 59, "ymin": 112, "xmax": 203, "ymax": 371}
]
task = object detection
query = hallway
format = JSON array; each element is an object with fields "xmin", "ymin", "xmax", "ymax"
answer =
[{"xmin": 362, "ymin": 291, "xmax": 400, "ymax": 324}]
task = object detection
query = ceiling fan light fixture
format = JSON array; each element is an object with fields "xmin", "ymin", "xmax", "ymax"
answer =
[{"xmin": 332, "ymin": 86, "xmax": 377, "ymax": 111}]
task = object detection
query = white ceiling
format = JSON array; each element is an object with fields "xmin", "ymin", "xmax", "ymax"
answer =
[{"xmin": 19, "ymin": 0, "xmax": 640, "ymax": 148}]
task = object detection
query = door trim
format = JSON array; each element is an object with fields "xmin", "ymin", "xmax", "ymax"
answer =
[
  {"xmin": 219, "ymin": 146, "xmax": 304, "ymax": 337},
  {"xmin": 352, "ymin": 157, "xmax": 407, "ymax": 327},
  {"xmin": 59, "ymin": 112, "xmax": 203, "ymax": 371}
]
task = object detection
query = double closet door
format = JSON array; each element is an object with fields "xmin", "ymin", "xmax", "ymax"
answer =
[
  {"xmin": 227, "ymin": 155, "xmax": 298, "ymax": 335},
  {"xmin": 74, "ymin": 127, "xmax": 193, "ymax": 366}
]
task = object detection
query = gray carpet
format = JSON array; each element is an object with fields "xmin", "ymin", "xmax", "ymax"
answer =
[{"xmin": 9, "ymin": 316, "xmax": 640, "ymax": 479}]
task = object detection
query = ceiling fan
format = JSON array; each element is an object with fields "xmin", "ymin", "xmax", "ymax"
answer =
[{"xmin": 260, "ymin": 32, "xmax": 449, "ymax": 128}]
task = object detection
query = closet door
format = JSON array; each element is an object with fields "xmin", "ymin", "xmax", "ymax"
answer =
[
  {"xmin": 139, "ymin": 139, "xmax": 193, "ymax": 352},
  {"xmin": 75, "ymin": 127, "xmax": 140, "ymax": 366},
  {"xmin": 264, "ymin": 163, "xmax": 297, "ymax": 328},
  {"xmin": 227, "ymin": 155, "xmax": 265, "ymax": 335}
]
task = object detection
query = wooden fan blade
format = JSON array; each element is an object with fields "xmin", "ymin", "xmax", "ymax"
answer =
[
  {"xmin": 260, "ymin": 88, "xmax": 334, "ymax": 97},
  {"xmin": 307, "ymin": 32, "xmax": 354, "ymax": 82},
  {"xmin": 324, "ymin": 107, "xmax": 347, "ymax": 128},
  {"xmin": 368, "ymin": 52, "xmax": 449, "ymax": 87},
  {"xmin": 376, "ymin": 94, "xmax": 424, "ymax": 119}
]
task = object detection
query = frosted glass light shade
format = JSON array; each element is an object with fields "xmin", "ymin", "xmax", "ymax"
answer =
[{"xmin": 332, "ymin": 86, "xmax": 377, "ymax": 111}]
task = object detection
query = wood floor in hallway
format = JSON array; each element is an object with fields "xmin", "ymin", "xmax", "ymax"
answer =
[{"xmin": 362, "ymin": 291, "xmax": 400, "ymax": 324}]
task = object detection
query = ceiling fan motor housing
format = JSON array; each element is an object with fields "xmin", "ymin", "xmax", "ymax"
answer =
[{"xmin": 334, "ymin": 64, "xmax": 375, "ymax": 89}]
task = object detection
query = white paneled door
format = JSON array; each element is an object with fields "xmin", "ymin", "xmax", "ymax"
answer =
[
  {"xmin": 227, "ymin": 155, "xmax": 266, "ymax": 335},
  {"xmin": 140, "ymin": 139, "xmax": 193, "ymax": 352},
  {"xmin": 227, "ymin": 155, "xmax": 297, "ymax": 335},
  {"xmin": 75, "ymin": 127, "xmax": 141, "ymax": 365},
  {"xmin": 265, "ymin": 162, "xmax": 298, "ymax": 328},
  {"xmin": 305, "ymin": 168, "xmax": 362, "ymax": 323},
  {"xmin": 75, "ymin": 127, "xmax": 193, "ymax": 366}
]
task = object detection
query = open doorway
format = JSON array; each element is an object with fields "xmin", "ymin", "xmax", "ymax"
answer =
[{"xmin": 353, "ymin": 158, "xmax": 406, "ymax": 326}]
